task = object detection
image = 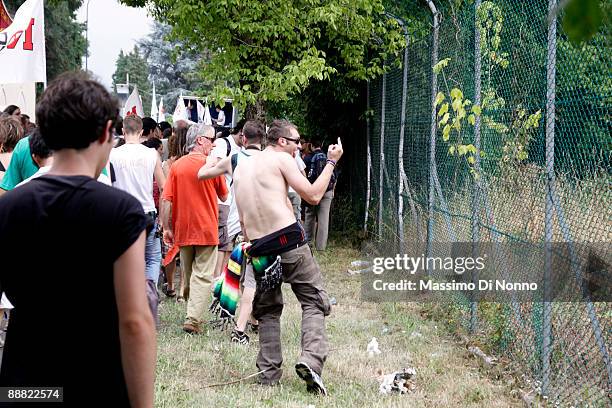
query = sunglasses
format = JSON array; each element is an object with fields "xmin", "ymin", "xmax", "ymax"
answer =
[{"xmin": 283, "ymin": 136, "xmax": 300, "ymax": 144}]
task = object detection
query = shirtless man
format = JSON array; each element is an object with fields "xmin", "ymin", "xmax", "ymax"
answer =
[
  {"xmin": 198, "ymin": 120, "xmax": 265, "ymax": 345},
  {"xmin": 233, "ymin": 119, "xmax": 343, "ymax": 395}
]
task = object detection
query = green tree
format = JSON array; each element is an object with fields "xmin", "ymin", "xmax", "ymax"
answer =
[
  {"xmin": 4, "ymin": 0, "xmax": 86, "ymax": 81},
  {"xmin": 120, "ymin": 0, "xmax": 405, "ymax": 119},
  {"xmin": 112, "ymin": 46, "xmax": 152, "ymax": 114},
  {"xmin": 138, "ymin": 22, "xmax": 211, "ymax": 113}
]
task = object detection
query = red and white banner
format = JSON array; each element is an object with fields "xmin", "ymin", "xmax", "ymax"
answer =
[
  {"xmin": 123, "ymin": 86, "xmax": 144, "ymax": 117},
  {"xmin": 0, "ymin": 0, "xmax": 46, "ymax": 84}
]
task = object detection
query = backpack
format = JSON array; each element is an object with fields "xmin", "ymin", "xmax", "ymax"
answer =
[{"xmin": 307, "ymin": 151, "xmax": 336, "ymax": 191}]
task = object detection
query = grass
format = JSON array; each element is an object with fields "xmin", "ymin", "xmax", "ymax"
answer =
[
  {"xmin": 154, "ymin": 241, "xmax": 520, "ymax": 407},
  {"xmin": 379, "ymin": 166, "xmax": 611, "ymax": 406}
]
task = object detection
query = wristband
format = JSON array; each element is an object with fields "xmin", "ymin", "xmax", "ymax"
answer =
[{"xmin": 326, "ymin": 159, "xmax": 337, "ymax": 167}]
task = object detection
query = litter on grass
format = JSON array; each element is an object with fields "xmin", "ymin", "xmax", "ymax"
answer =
[
  {"xmin": 377, "ymin": 367, "xmax": 417, "ymax": 394},
  {"xmin": 348, "ymin": 260, "xmax": 372, "ymax": 275},
  {"xmin": 468, "ymin": 346, "xmax": 496, "ymax": 366},
  {"xmin": 367, "ymin": 337, "xmax": 381, "ymax": 357}
]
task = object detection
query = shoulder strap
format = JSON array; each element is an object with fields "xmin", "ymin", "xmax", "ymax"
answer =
[
  {"xmin": 231, "ymin": 153, "xmax": 239, "ymax": 174},
  {"xmin": 223, "ymin": 137, "xmax": 231, "ymax": 157},
  {"xmin": 109, "ymin": 162, "xmax": 116, "ymax": 183}
]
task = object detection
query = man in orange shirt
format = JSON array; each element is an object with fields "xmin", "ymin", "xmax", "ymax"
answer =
[{"xmin": 160, "ymin": 123, "xmax": 228, "ymax": 334}]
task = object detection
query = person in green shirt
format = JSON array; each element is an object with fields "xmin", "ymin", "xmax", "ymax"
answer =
[{"xmin": 0, "ymin": 136, "xmax": 38, "ymax": 195}]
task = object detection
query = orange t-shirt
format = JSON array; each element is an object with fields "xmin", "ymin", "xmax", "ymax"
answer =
[{"xmin": 162, "ymin": 153, "xmax": 228, "ymax": 246}]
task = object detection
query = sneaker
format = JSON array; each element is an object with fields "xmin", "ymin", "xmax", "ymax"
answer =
[
  {"xmin": 230, "ymin": 329, "xmax": 250, "ymax": 345},
  {"xmin": 295, "ymin": 362, "xmax": 328, "ymax": 396},
  {"xmin": 162, "ymin": 283, "xmax": 176, "ymax": 298},
  {"xmin": 182, "ymin": 323, "xmax": 201, "ymax": 335}
]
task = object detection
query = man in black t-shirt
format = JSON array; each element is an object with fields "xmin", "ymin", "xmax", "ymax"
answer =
[{"xmin": 0, "ymin": 72, "xmax": 156, "ymax": 407}]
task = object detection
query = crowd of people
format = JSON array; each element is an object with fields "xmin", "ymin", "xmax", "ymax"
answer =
[{"xmin": 0, "ymin": 72, "xmax": 343, "ymax": 406}]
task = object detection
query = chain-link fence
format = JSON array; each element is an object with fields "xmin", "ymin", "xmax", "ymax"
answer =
[{"xmin": 353, "ymin": 0, "xmax": 611, "ymax": 405}]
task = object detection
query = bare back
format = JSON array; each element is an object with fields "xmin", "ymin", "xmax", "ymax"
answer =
[{"xmin": 233, "ymin": 149, "xmax": 297, "ymax": 239}]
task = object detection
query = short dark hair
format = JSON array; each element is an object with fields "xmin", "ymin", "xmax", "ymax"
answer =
[
  {"xmin": 142, "ymin": 138, "xmax": 162, "ymax": 150},
  {"xmin": 266, "ymin": 119, "xmax": 296, "ymax": 145},
  {"xmin": 230, "ymin": 119, "xmax": 246, "ymax": 135},
  {"xmin": 162, "ymin": 128, "xmax": 172, "ymax": 139},
  {"xmin": 142, "ymin": 117, "xmax": 157, "ymax": 136},
  {"xmin": 0, "ymin": 116, "xmax": 24, "ymax": 152},
  {"xmin": 158, "ymin": 121, "xmax": 171, "ymax": 133},
  {"xmin": 310, "ymin": 138, "xmax": 323, "ymax": 149},
  {"xmin": 114, "ymin": 116, "xmax": 123, "ymax": 136},
  {"xmin": 3, "ymin": 105, "xmax": 20, "ymax": 115},
  {"xmin": 29, "ymin": 129, "xmax": 52, "ymax": 160},
  {"xmin": 242, "ymin": 120, "xmax": 265, "ymax": 141},
  {"xmin": 36, "ymin": 72, "xmax": 118, "ymax": 150}
]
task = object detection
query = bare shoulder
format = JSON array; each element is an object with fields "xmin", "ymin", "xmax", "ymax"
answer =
[{"xmin": 273, "ymin": 151, "xmax": 295, "ymax": 167}]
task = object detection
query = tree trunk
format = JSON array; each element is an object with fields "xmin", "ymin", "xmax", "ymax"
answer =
[{"xmin": 244, "ymin": 99, "xmax": 267, "ymax": 122}]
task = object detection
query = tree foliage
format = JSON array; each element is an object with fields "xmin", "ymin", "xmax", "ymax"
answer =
[
  {"xmin": 137, "ymin": 22, "xmax": 210, "ymax": 113},
  {"xmin": 112, "ymin": 47, "xmax": 152, "ymax": 114},
  {"xmin": 4, "ymin": 0, "xmax": 86, "ymax": 81},
  {"xmin": 559, "ymin": 0, "xmax": 607, "ymax": 44},
  {"xmin": 120, "ymin": 0, "xmax": 405, "ymax": 118}
]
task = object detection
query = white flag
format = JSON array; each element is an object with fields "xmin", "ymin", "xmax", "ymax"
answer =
[
  {"xmin": 123, "ymin": 85, "xmax": 144, "ymax": 117},
  {"xmin": 203, "ymin": 104, "xmax": 212, "ymax": 126},
  {"xmin": 157, "ymin": 97, "xmax": 164, "ymax": 123},
  {"xmin": 150, "ymin": 83, "xmax": 158, "ymax": 118},
  {"xmin": 196, "ymin": 100, "xmax": 206, "ymax": 123},
  {"xmin": 172, "ymin": 96, "xmax": 188, "ymax": 122},
  {"xmin": 0, "ymin": 0, "xmax": 46, "ymax": 84}
]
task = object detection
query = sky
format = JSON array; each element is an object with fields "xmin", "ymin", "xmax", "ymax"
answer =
[{"xmin": 76, "ymin": 0, "xmax": 153, "ymax": 90}]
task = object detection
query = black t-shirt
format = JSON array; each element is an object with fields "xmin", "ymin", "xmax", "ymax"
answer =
[{"xmin": 0, "ymin": 175, "xmax": 147, "ymax": 406}]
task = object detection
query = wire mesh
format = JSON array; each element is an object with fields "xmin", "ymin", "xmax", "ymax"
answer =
[{"xmin": 354, "ymin": 0, "xmax": 611, "ymax": 405}]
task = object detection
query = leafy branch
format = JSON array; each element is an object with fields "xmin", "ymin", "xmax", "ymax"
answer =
[{"xmin": 433, "ymin": 58, "xmax": 483, "ymax": 177}]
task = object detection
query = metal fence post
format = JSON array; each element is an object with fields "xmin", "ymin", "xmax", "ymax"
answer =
[
  {"xmin": 378, "ymin": 73, "xmax": 387, "ymax": 239},
  {"xmin": 426, "ymin": 0, "xmax": 440, "ymax": 274},
  {"xmin": 542, "ymin": 0, "xmax": 557, "ymax": 397},
  {"xmin": 469, "ymin": 0, "xmax": 483, "ymax": 335},
  {"xmin": 398, "ymin": 36, "xmax": 409, "ymax": 249},
  {"xmin": 364, "ymin": 81, "xmax": 372, "ymax": 233}
]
